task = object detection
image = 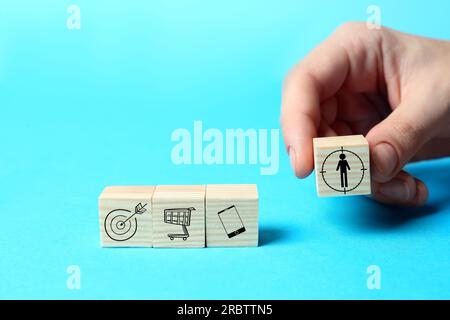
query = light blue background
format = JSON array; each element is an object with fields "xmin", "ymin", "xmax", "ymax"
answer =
[{"xmin": 0, "ymin": 0, "xmax": 449, "ymax": 299}]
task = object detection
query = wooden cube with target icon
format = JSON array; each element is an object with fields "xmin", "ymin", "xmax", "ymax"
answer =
[
  {"xmin": 99, "ymin": 186, "xmax": 155, "ymax": 247},
  {"xmin": 313, "ymin": 135, "xmax": 371, "ymax": 197}
]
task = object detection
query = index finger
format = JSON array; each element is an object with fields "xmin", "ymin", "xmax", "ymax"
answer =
[{"xmin": 281, "ymin": 32, "xmax": 350, "ymax": 178}]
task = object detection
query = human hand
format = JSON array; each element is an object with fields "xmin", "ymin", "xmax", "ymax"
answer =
[{"xmin": 281, "ymin": 22, "xmax": 450, "ymax": 206}]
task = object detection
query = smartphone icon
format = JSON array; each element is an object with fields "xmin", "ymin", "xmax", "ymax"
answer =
[{"xmin": 218, "ymin": 205, "xmax": 246, "ymax": 239}]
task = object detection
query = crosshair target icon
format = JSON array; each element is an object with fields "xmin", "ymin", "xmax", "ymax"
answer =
[
  {"xmin": 320, "ymin": 147, "xmax": 367, "ymax": 194},
  {"xmin": 104, "ymin": 203, "xmax": 147, "ymax": 241}
]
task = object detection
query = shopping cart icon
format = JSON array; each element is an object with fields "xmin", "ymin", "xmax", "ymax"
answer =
[{"xmin": 164, "ymin": 207, "xmax": 196, "ymax": 241}]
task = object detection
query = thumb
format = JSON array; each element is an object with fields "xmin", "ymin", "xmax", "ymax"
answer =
[{"xmin": 366, "ymin": 95, "xmax": 443, "ymax": 183}]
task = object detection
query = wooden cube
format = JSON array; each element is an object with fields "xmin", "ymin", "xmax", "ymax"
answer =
[
  {"xmin": 99, "ymin": 186, "xmax": 155, "ymax": 247},
  {"xmin": 313, "ymin": 135, "xmax": 371, "ymax": 197},
  {"xmin": 152, "ymin": 185, "xmax": 206, "ymax": 248},
  {"xmin": 206, "ymin": 184, "xmax": 258, "ymax": 247}
]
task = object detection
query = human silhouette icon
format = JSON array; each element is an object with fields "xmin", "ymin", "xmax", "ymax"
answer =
[{"xmin": 336, "ymin": 153, "xmax": 351, "ymax": 188}]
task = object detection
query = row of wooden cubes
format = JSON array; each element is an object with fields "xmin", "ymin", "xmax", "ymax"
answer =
[{"xmin": 99, "ymin": 184, "xmax": 258, "ymax": 248}]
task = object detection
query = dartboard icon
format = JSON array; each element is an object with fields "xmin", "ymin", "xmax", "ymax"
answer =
[
  {"xmin": 104, "ymin": 203, "xmax": 147, "ymax": 242},
  {"xmin": 320, "ymin": 147, "xmax": 368, "ymax": 195}
]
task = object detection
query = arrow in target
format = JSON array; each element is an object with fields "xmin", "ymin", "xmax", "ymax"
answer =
[{"xmin": 122, "ymin": 203, "xmax": 147, "ymax": 224}]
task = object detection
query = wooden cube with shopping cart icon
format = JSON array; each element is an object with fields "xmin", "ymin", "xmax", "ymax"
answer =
[{"xmin": 152, "ymin": 185, "xmax": 206, "ymax": 248}]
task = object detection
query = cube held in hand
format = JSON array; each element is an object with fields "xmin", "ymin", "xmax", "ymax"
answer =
[{"xmin": 313, "ymin": 135, "xmax": 371, "ymax": 197}]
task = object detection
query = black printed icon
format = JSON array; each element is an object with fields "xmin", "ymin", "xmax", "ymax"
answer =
[
  {"xmin": 336, "ymin": 153, "xmax": 351, "ymax": 188},
  {"xmin": 164, "ymin": 207, "xmax": 196, "ymax": 241},
  {"xmin": 105, "ymin": 203, "xmax": 147, "ymax": 242},
  {"xmin": 320, "ymin": 147, "xmax": 367, "ymax": 194},
  {"xmin": 218, "ymin": 205, "xmax": 246, "ymax": 239}
]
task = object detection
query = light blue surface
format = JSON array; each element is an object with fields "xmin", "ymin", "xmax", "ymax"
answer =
[{"xmin": 0, "ymin": 1, "xmax": 449, "ymax": 299}]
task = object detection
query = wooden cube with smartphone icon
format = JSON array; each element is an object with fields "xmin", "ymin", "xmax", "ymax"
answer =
[{"xmin": 206, "ymin": 184, "xmax": 258, "ymax": 247}]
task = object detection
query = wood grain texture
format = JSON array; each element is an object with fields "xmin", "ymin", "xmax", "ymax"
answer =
[
  {"xmin": 313, "ymin": 135, "xmax": 371, "ymax": 197},
  {"xmin": 152, "ymin": 185, "xmax": 206, "ymax": 248},
  {"xmin": 206, "ymin": 184, "xmax": 258, "ymax": 247},
  {"xmin": 99, "ymin": 186, "xmax": 155, "ymax": 247}
]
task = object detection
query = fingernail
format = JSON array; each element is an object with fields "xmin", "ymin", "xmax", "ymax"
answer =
[
  {"xmin": 415, "ymin": 179, "xmax": 429, "ymax": 205},
  {"xmin": 379, "ymin": 179, "xmax": 411, "ymax": 201},
  {"xmin": 289, "ymin": 147, "xmax": 296, "ymax": 174},
  {"xmin": 372, "ymin": 143, "xmax": 398, "ymax": 182}
]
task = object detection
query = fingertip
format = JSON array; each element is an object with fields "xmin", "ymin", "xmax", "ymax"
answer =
[
  {"xmin": 288, "ymin": 146, "xmax": 299, "ymax": 177},
  {"xmin": 413, "ymin": 178, "xmax": 429, "ymax": 206},
  {"xmin": 371, "ymin": 172, "xmax": 428, "ymax": 207},
  {"xmin": 370, "ymin": 142, "xmax": 399, "ymax": 183},
  {"xmin": 288, "ymin": 141, "xmax": 314, "ymax": 179},
  {"xmin": 282, "ymin": 115, "xmax": 316, "ymax": 179}
]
